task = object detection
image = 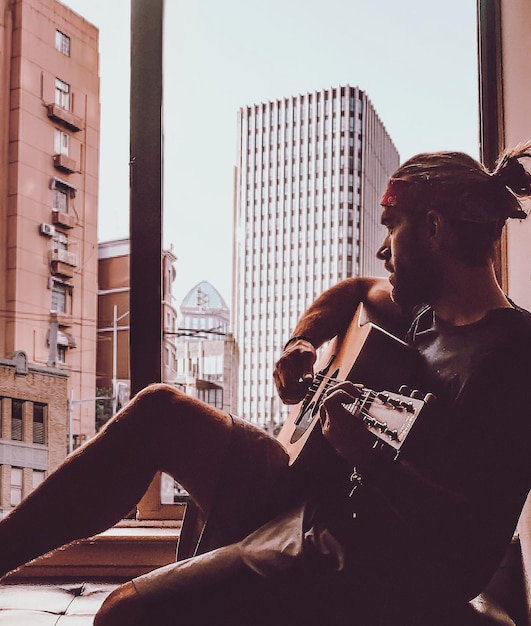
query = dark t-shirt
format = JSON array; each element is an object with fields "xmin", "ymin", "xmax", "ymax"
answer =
[
  {"xmin": 347, "ymin": 303, "xmax": 531, "ymax": 602},
  {"xmin": 406, "ymin": 303, "xmax": 531, "ymax": 501}
]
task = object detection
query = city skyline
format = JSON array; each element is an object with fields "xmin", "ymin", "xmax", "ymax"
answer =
[{"xmin": 61, "ymin": 0, "xmax": 479, "ymax": 308}]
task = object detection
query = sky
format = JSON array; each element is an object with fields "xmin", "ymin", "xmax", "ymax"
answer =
[{"xmin": 62, "ymin": 0, "xmax": 479, "ymax": 307}]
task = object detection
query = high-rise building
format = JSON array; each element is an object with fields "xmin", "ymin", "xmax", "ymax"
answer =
[
  {"xmin": 232, "ymin": 85, "xmax": 399, "ymax": 428},
  {"xmin": 0, "ymin": 0, "xmax": 99, "ymax": 514}
]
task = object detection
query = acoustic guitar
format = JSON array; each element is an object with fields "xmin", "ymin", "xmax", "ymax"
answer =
[{"xmin": 277, "ymin": 305, "xmax": 434, "ymax": 471}]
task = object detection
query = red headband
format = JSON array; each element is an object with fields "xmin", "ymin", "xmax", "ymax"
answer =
[
  {"xmin": 380, "ymin": 176, "xmax": 527, "ymax": 222},
  {"xmin": 380, "ymin": 178, "xmax": 419, "ymax": 210}
]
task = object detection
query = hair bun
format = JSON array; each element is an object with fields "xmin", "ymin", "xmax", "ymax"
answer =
[{"xmin": 493, "ymin": 143, "xmax": 531, "ymax": 196}]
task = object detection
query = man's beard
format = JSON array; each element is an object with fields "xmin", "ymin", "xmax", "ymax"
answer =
[{"xmin": 391, "ymin": 254, "xmax": 442, "ymax": 307}]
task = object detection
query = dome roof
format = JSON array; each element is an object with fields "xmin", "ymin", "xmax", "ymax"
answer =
[{"xmin": 180, "ymin": 281, "xmax": 228, "ymax": 311}]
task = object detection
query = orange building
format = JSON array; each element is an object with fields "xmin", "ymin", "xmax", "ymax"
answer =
[
  {"xmin": 97, "ymin": 239, "xmax": 179, "ymax": 415},
  {"xmin": 0, "ymin": 0, "xmax": 100, "ymax": 514}
]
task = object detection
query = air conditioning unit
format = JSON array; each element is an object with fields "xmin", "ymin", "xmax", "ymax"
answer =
[{"xmin": 40, "ymin": 223, "xmax": 55, "ymax": 236}]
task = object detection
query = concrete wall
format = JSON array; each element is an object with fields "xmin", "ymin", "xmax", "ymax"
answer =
[{"xmin": 501, "ymin": 0, "xmax": 531, "ymax": 310}]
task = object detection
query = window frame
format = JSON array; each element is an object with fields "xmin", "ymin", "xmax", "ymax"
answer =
[
  {"xmin": 55, "ymin": 78, "xmax": 71, "ymax": 110},
  {"xmin": 51, "ymin": 279, "xmax": 71, "ymax": 314},
  {"xmin": 54, "ymin": 128, "xmax": 70, "ymax": 156},
  {"xmin": 55, "ymin": 30, "xmax": 70, "ymax": 56},
  {"xmin": 11, "ymin": 399, "xmax": 23, "ymax": 442}
]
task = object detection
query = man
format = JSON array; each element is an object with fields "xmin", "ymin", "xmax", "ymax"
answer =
[{"xmin": 1, "ymin": 145, "xmax": 530, "ymax": 625}]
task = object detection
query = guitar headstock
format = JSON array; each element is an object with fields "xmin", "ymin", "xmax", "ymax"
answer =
[{"xmin": 344, "ymin": 385, "xmax": 435, "ymax": 455}]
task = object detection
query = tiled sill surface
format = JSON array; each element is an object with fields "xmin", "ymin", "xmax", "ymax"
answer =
[
  {"xmin": 0, "ymin": 581, "xmax": 118, "ymax": 625},
  {"xmin": 0, "ymin": 520, "xmax": 182, "ymax": 625}
]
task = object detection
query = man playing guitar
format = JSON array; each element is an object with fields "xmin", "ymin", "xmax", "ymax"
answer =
[{"xmin": 1, "ymin": 145, "xmax": 531, "ymax": 625}]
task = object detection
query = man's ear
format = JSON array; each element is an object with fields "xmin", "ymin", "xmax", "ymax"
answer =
[{"xmin": 424, "ymin": 210, "xmax": 446, "ymax": 248}]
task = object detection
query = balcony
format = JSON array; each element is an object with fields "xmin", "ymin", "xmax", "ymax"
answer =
[
  {"xmin": 52, "ymin": 209, "xmax": 75, "ymax": 229},
  {"xmin": 53, "ymin": 153, "xmax": 77, "ymax": 174},
  {"xmin": 51, "ymin": 248, "xmax": 77, "ymax": 267},
  {"xmin": 56, "ymin": 313, "xmax": 73, "ymax": 327},
  {"xmin": 46, "ymin": 103, "xmax": 83, "ymax": 132},
  {"xmin": 50, "ymin": 248, "xmax": 78, "ymax": 278}
]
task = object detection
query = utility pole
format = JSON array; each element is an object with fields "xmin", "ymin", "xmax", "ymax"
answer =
[
  {"xmin": 67, "ymin": 393, "xmax": 111, "ymax": 454},
  {"xmin": 112, "ymin": 305, "xmax": 130, "ymax": 414}
]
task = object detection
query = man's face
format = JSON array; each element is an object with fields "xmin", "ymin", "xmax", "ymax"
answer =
[{"xmin": 377, "ymin": 206, "xmax": 442, "ymax": 307}]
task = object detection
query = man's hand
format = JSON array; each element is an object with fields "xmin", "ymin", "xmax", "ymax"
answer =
[
  {"xmin": 273, "ymin": 339, "xmax": 316, "ymax": 404},
  {"xmin": 320, "ymin": 381, "xmax": 376, "ymax": 471}
]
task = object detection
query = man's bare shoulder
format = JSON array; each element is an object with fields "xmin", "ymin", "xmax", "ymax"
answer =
[{"xmin": 362, "ymin": 277, "xmax": 412, "ymax": 338}]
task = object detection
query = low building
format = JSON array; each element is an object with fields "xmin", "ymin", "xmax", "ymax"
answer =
[
  {"xmin": 174, "ymin": 281, "xmax": 238, "ymax": 416},
  {"xmin": 0, "ymin": 352, "xmax": 68, "ymax": 518},
  {"xmin": 96, "ymin": 239, "xmax": 179, "ymax": 417}
]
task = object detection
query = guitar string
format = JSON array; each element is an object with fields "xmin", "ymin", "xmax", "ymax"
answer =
[
  {"xmin": 307, "ymin": 372, "xmax": 379, "ymax": 402},
  {"xmin": 305, "ymin": 373, "xmax": 401, "ymax": 425}
]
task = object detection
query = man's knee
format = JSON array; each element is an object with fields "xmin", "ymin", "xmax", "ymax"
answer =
[
  {"xmin": 134, "ymin": 382, "xmax": 184, "ymax": 406},
  {"xmin": 132, "ymin": 382, "xmax": 228, "ymax": 431},
  {"xmin": 95, "ymin": 581, "xmax": 147, "ymax": 626},
  {"xmin": 123, "ymin": 383, "xmax": 188, "ymax": 427},
  {"xmin": 98, "ymin": 383, "xmax": 186, "ymax": 442}
]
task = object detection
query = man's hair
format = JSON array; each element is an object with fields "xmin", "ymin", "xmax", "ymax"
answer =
[{"xmin": 387, "ymin": 142, "xmax": 531, "ymax": 265}]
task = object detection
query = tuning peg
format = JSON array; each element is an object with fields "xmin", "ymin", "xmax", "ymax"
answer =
[
  {"xmin": 423, "ymin": 392, "xmax": 436, "ymax": 404},
  {"xmin": 410, "ymin": 389, "xmax": 423, "ymax": 399},
  {"xmin": 399, "ymin": 385, "xmax": 411, "ymax": 396},
  {"xmin": 377, "ymin": 391, "xmax": 390, "ymax": 403}
]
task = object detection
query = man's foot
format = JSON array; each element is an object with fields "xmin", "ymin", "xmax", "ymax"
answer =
[{"xmin": 94, "ymin": 581, "xmax": 147, "ymax": 626}]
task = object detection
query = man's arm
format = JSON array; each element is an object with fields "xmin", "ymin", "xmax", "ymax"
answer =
[
  {"xmin": 287, "ymin": 276, "xmax": 405, "ymax": 346},
  {"xmin": 273, "ymin": 277, "xmax": 409, "ymax": 404}
]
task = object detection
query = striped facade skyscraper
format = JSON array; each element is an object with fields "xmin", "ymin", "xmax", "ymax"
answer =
[{"xmin": 232, "ymin": 85, "xmax": 399, "ymax": 429}]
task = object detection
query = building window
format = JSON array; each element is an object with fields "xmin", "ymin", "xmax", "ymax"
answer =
[
  {"xmin": 197, "ymin": 386, "xmax": 223, "ymax": 409},
  {"xmin": 55, "ymin": 78, "xmax": 71, "ymax": 110},
  {"xmin": 51, "ymin": 280, "xmax": 68, "ymax": 313},
  {"xmin": 54, "ymin": 231, "xmax": 68, "ymax": 251},
  {"xmin": 11, "ymin": 400, "xmax": 23, "ymax": 441},
  {"xmin": 57, "ymin": 345, "xmax": 67, "ymax": 364},
  {"xmin": 10, "ymin": 468, "xmax": 23, "ymax": 506},
  {"xmin": 54, "ymin": 186, "xmax": 68, "ymax": 213},
  {"xmin": 33, "ymin": 403, "xmax": 46, "ymax": 445},
  {"xmin": 55, "ymin": 30, "xmax": 70, "ymax": 56},
  {"xmin": 33, "ymin": 470, "xmax": 45, "ymax": 490},
  {"xmin": 54, "ymin": 129, "xmax": 70, "ymax": 156}
]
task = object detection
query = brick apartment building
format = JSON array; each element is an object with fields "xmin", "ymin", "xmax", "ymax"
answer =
[
  {"xmin": 0, "ymin": 355, "xmax": 67, "ymax": 517},
  {"xmin": 0, "ymin": 0, "xmax": 100, "ymax": 516}
]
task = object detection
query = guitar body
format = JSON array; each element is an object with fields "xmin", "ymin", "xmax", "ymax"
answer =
[{"xmin": 277, "ymin": 305, "xmax": 423, "ymax": 476}]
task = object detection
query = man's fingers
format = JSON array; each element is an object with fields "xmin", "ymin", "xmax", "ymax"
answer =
[
  {"xmin": 301, "ymin": 371, "xmax": 314, "ymax": 385},
  {"xmin": 323, "ymin": 381, "xmax": 363, "ymax": 406},
  {"xmin": 283, "ymin": 377, "xmax": 313, "ymax": 404}
]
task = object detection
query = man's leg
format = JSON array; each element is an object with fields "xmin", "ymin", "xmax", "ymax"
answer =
[
  {"xmin": 0, "ymin": 383, "xmax": 236, "ymax": 578},
  {"xmin": 94, "ymin": 526, "xmax": 353, "ymax": 626},
  {"xmin": 94, "ymin": 545, "xmax": 252, "ymax": 626},
  {"xmin": 94, "ymin": 582, "xmax": 141, "ymax": 626}
]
